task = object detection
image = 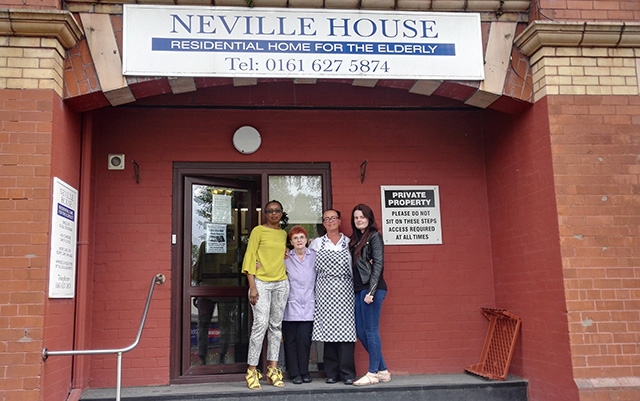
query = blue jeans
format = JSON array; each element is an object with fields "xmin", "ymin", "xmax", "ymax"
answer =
[{"xmin": 355, "ymin": 289, "xmax": 387, "ymax": 373}]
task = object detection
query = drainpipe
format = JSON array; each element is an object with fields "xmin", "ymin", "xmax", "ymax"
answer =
[{"xmin": 67, "ymin": 112, "xmax": 94, "ymax": 401}]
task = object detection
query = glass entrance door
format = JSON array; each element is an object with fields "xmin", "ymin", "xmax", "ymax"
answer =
[
  {"xmin": 182, "ymin": 176, "xmax": 257, "ymax": 376},
  {"xmin": 172, "ymin": 163, "xmax": 332, "ymax": 382}
]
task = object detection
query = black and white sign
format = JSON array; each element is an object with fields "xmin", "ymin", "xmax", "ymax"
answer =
[
  {"xmin": 206, "ymin": 223, "xmax": 227, "ymax": 254},
  {"xmin": 380, "ymin": 185, "xmax": 442, "ymax": 245},
  {"xmin": 123, "ymin": 5, "xmax": 484, "ymax": 80},
  {"xmin": 48, "ymin": 178, "xmax": 78, "ymax": 298}
]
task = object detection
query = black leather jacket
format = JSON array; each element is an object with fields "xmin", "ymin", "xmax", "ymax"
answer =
[{"xmin": 355, "ymin": 231, "xmax": 384, "ymax": 296}]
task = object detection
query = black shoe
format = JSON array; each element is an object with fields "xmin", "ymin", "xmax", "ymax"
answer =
[
  {"xmin": 326, "ymin": 377, "xmax": 338, "ymax": 384},
  {"xmin": 344, "ymin": 378, "xmax": 354, "ymax": 385},
  {"xmin": 302, "ymin": 375, "xmax": 312, "ymax": 383},
  {"xmin": 292, "ymin": 376, "xmax": 303, "ymax": 385}
]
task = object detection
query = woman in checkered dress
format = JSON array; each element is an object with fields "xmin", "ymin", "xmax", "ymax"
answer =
[{"xmin": 309, "ymin": 209, "xmax": 357, "ymax": 385}]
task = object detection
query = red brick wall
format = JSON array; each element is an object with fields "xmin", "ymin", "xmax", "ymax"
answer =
[
  {"xmin": 1, "ymin": 89, "xmax": 61, "ymax": 401},
  {"xmin": 484, "ymin": 98, "xmax": 578, "ymax": 401},
  {"xmin": 87, "ymin": 101, "xmax": 496, "ymax": 386},
  {"xmin": 547, "ymin": 95, "xmax": 640, "ymax": 400},
  {"xmin": 0, "ymin": 89, "xmax": 81, "ymax": 401},
  {"xmin": 535, "ymin": 0, "xmax": 640, "ymax": 21}
]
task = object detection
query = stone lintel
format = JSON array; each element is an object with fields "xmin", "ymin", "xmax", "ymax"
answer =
[
  {"xmin": 233, "ymin": 77, "xmax": 258, "ymax": 86},
  {"xmin": 0, "ymin": 9, "xmax": 83, "ymax": 49},
  {"xmin": 168, "ymin": 77, "xmax": 198, "ymax": 94},
  {"xmin": 515, "ymin": 21, "xmax": 640, "ymax": 57},
  {"xmin": 352, "ymin": 79, "xmax": 378, "ymax": 88},
  {"xmin": 293, "ymin": 78, "xmax": 318, "ymax": 84},
  {"xmin": 465, "ymin": 21, "xmax": 518, "ymax": 108},
  {"xmin": 409, "ymin": 80, "xmax": 443, "ymax": 96}
]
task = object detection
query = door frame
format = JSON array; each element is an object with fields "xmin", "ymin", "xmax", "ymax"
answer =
[{"xmin": 171, "ymin": 162, "xmax": 331, "ymax": 383}]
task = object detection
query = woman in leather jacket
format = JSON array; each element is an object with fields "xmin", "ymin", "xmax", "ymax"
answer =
[{"xmin": 349, "ymin": 204, "xmax": 390, "ymax": 386}]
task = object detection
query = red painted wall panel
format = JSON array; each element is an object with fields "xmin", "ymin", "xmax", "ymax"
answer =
[
  {"xmin": 88, "ymin": 101, "xmax": 495, "ymax": 387},
  {"xmin": 483, "ymin": 99, "xmax": 578, "ymax": 401},
  {"xmin": 43, "ymin": 95, "xmax": 83, "ymax": 401}
]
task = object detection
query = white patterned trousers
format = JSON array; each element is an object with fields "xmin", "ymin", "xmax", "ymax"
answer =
[{"xmin": 247, "ymin": 278, "xmax": 290, "ymax": 366}]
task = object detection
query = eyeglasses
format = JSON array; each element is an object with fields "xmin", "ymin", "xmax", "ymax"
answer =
[
  {"xmin": 265, "ymin": 209, "xmax": 283, "ymax": 214},
  {"xmin": 323, "ymin": 216, "xmax": 339, "ymax": 222}
]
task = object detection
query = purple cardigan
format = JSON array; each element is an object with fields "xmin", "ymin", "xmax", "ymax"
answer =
[{"xmin": 283, "ymin": 248, "xmax": 317, "ymax": 322}]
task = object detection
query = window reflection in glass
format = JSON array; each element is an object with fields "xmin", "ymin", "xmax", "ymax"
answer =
[
  {"xmin": 268, "ymin": 175, "xmax": 324, "ymax": 373},
  {"xmin": 190, "ymin": 185, "xmax": 248, "ymax": 287},
  {"xmin": 190, "ymin": 296, "xmax": 249, "ymax": 367},
  {"xmin": 268, "ymin": 175, "xmax": 323, "ymax": 239}
]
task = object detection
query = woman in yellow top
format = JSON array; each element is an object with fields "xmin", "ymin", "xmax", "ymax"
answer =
[{"xmin": 242, "ymin": 200, "xmax": 290, "ymax": 390}]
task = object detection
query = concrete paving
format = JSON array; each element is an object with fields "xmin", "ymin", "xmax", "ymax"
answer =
[{"xmin": 80, "ymin": 373, "xmax": 528, "ymax": 401}]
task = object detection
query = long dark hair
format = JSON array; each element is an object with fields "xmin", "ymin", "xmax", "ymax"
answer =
[
  {"xmin": 265, "ymin": 199, "xmax": 289, "ymax": 229},
  {"xmin": 349, "ymin": 203, "xmax": 379, "ymax": 257}
]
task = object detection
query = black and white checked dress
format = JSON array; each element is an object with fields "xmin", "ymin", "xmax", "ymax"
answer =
[{"xmin": 311, "ymin": 235, "xmax": 357, "ymax": 342}]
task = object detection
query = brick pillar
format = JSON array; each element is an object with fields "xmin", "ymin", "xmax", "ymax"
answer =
[
  {"xmin": 0, "ymin": 10, "xmax": 83, "ymax": 401},
  {"xmin": 0, "ymin": 88, "xmax": 53, "ymax": 401},
  {"xmin": 516, "ymin": 20, "xmax": 640, "ymax": 401}
]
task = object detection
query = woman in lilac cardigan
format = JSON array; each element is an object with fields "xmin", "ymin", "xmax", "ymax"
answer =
[{"xmin": 282, "ymin": 225, "xmax": 317, "ymax": 384}]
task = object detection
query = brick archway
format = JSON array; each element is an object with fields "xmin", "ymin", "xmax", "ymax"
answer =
[{"xmin": 63, "ymin": 12, "xmax": 533, "ymax": 114}]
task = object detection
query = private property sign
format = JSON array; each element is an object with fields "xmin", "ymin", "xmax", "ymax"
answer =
[
  {"xmin": 122, "ymin": 5, "xmax": 484, "ymax": 80},
  {"xmin": 380, "ymin": 186, "xmax": 442, "ymax": 245}
]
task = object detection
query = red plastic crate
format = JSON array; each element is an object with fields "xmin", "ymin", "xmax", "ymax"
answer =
[{"xmin": 465, "ymin": 307, "xmax": 522, "ymax": 381}]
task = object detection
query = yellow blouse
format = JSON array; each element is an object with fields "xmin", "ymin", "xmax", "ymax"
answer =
[{"xmin": 241, "ymin": 225, "xmax": 287, "ymax": 282}]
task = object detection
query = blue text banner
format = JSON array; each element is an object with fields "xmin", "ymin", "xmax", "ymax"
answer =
[{"xmin": 123, "ymin": 5, "xmax": 484, "ymax": 80}]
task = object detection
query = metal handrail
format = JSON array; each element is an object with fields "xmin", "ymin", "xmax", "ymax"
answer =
[{"xmin": 43, "ymin": 273, "xmax": 166, "ymax": 401}]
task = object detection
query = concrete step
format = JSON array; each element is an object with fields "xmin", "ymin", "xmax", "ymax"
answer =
[{"xmin": 79, "ymin": 373, "xmax": 528, "ymax": 401}]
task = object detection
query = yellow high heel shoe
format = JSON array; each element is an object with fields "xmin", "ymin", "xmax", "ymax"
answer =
[
  {"xmin": 266, "ymin": 365, "xmax": 285, "ymax": 387},
  {"xmin": 245, "ymin": 368, "xmax": 262, "ymax": 390}
]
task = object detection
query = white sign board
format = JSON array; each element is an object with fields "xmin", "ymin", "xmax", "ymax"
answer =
[
  {"xmin": 380, "ymin": 185, "xmax": 442, "ymax": 245},
  {"xmin": 211, "ymin": 194, "xmax": 232, "ymax": 224},
  {"xmin": 48, "ymin": 178, "xmax": 78, "ymax": 298},
  {"xmin": 206, "ymin": 223, "xmax": 227, "ymax": 254},
  {"xmin": 123, "ymin": 5, "xmax": 484, "ymax": 80}
]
